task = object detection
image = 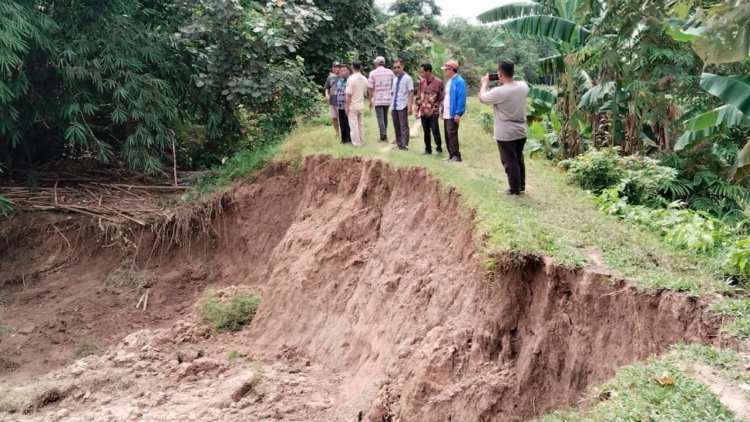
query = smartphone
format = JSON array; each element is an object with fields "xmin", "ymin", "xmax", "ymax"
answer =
[{"xmin": 488, "ymin": 73, "xmax": 499, "ymax": 81}]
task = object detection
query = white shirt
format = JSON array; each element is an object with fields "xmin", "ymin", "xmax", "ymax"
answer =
[{"xmin": 442, "ymin": 76, "xmax": 454, "ymax": 119}]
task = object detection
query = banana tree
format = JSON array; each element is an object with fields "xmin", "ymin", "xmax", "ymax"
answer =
[
  {"xmin": 670, "ymin": 0, "xmax": 750, "ymax": 181},
  {"xmin": 677, "ymin": 74, "xmax": 750, "ymax": 180},
  {"xmin": 478, "ymin": 1, "xmax": 605, "ymax": 157}
]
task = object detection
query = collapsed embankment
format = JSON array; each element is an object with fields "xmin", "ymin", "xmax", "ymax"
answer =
[{"xmin": 0, "ymin": 156, "xmax": 732, "ymax": 421}]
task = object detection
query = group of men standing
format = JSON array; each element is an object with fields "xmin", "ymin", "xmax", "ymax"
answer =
[
  {"xmin": 323, "ymin": 57, "xmax": 531, "ymax": 195},
  {"xmin": 324, "ymin": 57, "xmax": 467, "ymax": 162}
]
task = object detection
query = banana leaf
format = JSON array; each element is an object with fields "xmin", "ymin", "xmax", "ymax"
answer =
[
  {"xmin": 498, "ymin": 15, "xmax": 591, "ymax": 48},
  {"xmin": 700, "ymin": 73, "xmax": 750, "ymax": 116},
  {"xmin": 477, "ymin": 2, "xmax": 556, "ymax": 23}
]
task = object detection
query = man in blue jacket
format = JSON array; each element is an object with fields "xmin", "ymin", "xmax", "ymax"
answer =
[{"xmin": 440, "ymin": 60, "xmax": 466, "ymax": 162}]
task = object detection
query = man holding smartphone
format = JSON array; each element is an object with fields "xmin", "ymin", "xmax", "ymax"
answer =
[{"xmin": 479, "ymin": 59, "xmax": 530, "ymax": 195}]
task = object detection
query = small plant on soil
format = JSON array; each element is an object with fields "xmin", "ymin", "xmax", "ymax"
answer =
[
  {"xmin": 74, "ymin": 340, "xmax": 102, "ymax": 359},
  {"xmin": 0, "ymin": 323, "xmax": 13, "ymax": 339},
  {"xmin": 227, "ymin": 350, "xmax": 243, "ymax": 362},
  {"xmin": 198, "ymin": 290, "xmax": 260, "ymax": 333}
]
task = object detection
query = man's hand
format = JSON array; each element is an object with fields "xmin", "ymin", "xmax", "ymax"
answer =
[
  {"xmin": 369, "ymin": 99, "xmax": 373, "ymax": 109},
  {"xmin": 454, "ymin": 115, "xmax": 461, "ymax": 123},
  {"xmin": 407, "ymin": 106, "xmax": 412, "ymax": 115},
  {"xmin": 481, "ymin": 74, "xmax": 490, "ymax": 87},
  {"xmin": 345, "ymin": 106, "xmax": 349, "ymax": 116}
]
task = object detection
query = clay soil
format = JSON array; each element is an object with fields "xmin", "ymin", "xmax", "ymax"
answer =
[{"xmin": 0, "ymin": 156, "xmax": 735, "ymax": 421}]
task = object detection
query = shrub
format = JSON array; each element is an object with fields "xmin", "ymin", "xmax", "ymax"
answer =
[
  {"xmin": 527, "ymin": 116, "xmax": 562, "ymax": 160},
  {"xmin": 198, "ymin": 290, "xmax": 260, "ymax": 333},
  {"xmin": 597, "ymin": 189, "xmax": 734, "ymax": 253},
  {"xmin": 562, "ymin": 147, "xmax": 679, "ymax": 206},
  {"xmin": 725, "ymin": 238, "xmax": 750, "ymax": 278},
  {"xmin": 561, "ymin": 147, "xmax": 626, "ymax": 193}
]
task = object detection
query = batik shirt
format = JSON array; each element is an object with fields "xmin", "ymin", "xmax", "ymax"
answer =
[
  {"xmin": 336, "ymin": 77, "xmax": 348, "ymax": 110},
  {"xmin": 416, "ymin": 76, "xmax": 444, "ymax": 117},
  {"xmin": 367, "ymin": 66, "xmax": 395, "ymax": 107}
]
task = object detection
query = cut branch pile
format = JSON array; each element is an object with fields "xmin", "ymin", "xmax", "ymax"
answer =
[{"xmin": 1, "ymin": 182, "xmax": 187, "ymax": 225}]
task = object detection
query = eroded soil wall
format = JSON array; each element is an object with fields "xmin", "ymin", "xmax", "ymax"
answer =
[{"xmin": 0, "ymin": 156, "xmax": 728, "ymax": 421}]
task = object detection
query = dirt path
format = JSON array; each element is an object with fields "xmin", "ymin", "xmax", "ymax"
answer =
[{"xmin": 685, "ymin": 363, "xmax": 750, "ymax": 421}]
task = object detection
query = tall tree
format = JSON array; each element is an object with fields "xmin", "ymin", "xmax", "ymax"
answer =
[
  {"xmin": 389, "ymin": 0, "xmax": 442, "ymax": 33},
  {"xmin": 297, "ymin": 0, "xmax": 385, "ymax": 84}
]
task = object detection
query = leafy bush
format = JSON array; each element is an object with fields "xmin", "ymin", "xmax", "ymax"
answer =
[
  {"xmin": 661, "ymin": 151, "xmax": 750, "ymax": 224},
  {"xmin": 597, "ymin": 190, "xmax": 734, "ymax": 253},
  {"xmin": 562, "ymin": 147, "xmax": 680, "ymax": 206},
  {"xmin": 198, "ymin": 290, "xmax": 260, "ymax": 333},
  {"xmin": 560, "ymin": 148, "xmax": 628, "ymax": 193},
  {"xmin": 725, "ymin": 238, "xmax": 750, "ymax": 277},
  {"xmin": 527, "ymin": 116, "xmax": 562, "ymax": 160}
]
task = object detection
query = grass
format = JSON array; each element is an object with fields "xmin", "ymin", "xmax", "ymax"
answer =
[
  {"xmin": 538, "ymin": 344, "xmax": 750, "ymax": 421},
  {"xmin": 710, "ymin": 297, "xmax": 750, "ymax": 339},
  {"xmin": 74, "ymin": 340, "xmax": 102, "ymax": 359},
  {"xmin": 0, "ymin": 322, "xmax": 13, "ymax": 339},
  {"xmin": 198, "ymin": 289, "xmax": 261, "ymax": 333},
  {"xmin": 188, "ymin": 141, "xmax": 282, "ymax": 200},
  {"xmin": 227, "ymin": 349, "xmax": 243, "ymax": 362},
  {"xmin": 276, "ymin": 98, "xmax": 722, "ymax": 293}
]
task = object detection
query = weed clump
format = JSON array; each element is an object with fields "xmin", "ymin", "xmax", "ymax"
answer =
[
  {"xmin": 198, "ymin": 290, "xmax": 260, "ymax": 333},
  {"xmin": 74, "ymin": 340, "xmax": 102, "ymax": 359},
  {"xmin": 227, "ymin": 350, "xmax": 242, "ymax": 362},
  {"xmin": 103, "ymin": 261, "xmax": 149, "ymax": 292}
]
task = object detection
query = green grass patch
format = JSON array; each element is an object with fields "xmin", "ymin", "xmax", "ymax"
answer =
[
  {"xmin": 198, "ymin": 290, "xmax": 260, "ymax": 333},
  {"xmin": 539, "ymin": 357, "xmax": 737, "ymax": 421},
  {"xmin": 189, "ymin": 141, "xmax": 282, "ymax": 200},
  {"xmin": 276, "ymin": 98, "xmax": 721, "ymax": 293},
  {"xmin": 0, "ymin": 323, "xmax": 13, "ymax": 339},
  {"xmin": 74, "ymin": 340, "xmax": 102, "ymax": 359},
  {"xmin": 709, "ymin": 298, "xmax": 750, "ymax": 340},
  {"xmin": 227, "ymin": 349, "xmax": 243, "ymax": 362}
]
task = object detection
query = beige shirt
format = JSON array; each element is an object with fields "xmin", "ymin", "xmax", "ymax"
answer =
[
  {"xmin": 345, "ymin": 72, "xmax": 369, "ymax": 112},
  {"xmin": 479, "ymin": 81, "xmax": 529, "ymax": 141}
]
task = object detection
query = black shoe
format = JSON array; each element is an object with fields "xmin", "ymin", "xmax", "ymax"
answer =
[
  {"xmin": 398, "ymin": 145, "xmax": 408, "ymax": 151},
  {"xmin": 450, "ymin": 157, "xmax": 462, "ymax": 162},
  {"xmin": 504, "ymin": 189, "xmax": 521, "ymax": 195},
  {"xmin": 379, "ymin": 136, "xmax": 387, "ymax": 142},
  {"xmin": 436, "ymin": 149, "xmax": 443, "ymax": 154},
  {"xmin": 423, "ymin": 151, "xmax": 432, "ymax": 155}
]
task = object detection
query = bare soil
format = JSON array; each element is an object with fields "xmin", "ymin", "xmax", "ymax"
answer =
[{"xmin": 0, "ymin": 156, "xmax": 736, "ymax": 421}]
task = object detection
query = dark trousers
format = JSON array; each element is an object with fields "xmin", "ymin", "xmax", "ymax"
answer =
[
  {"xmin": 444, "ymin": 119, "xmax": 461, "ymax": 160},
  {"xmin": 498, "ymin": 138, "xmax": 527, "ymax": 193},
  {"xmin": 338, "ymin": 109, "xmax": 351, "ymax": 143},
  {"xmin": 420, "ymin": 116, "xmax": 442, "ymax": 153},
  {"xmin": 375, "ymin": 106, "xmax": 389, "ymax": 139},
  {"xmin": 392, "ymin": 109, "xmax": 409, "ymax": 147}
]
